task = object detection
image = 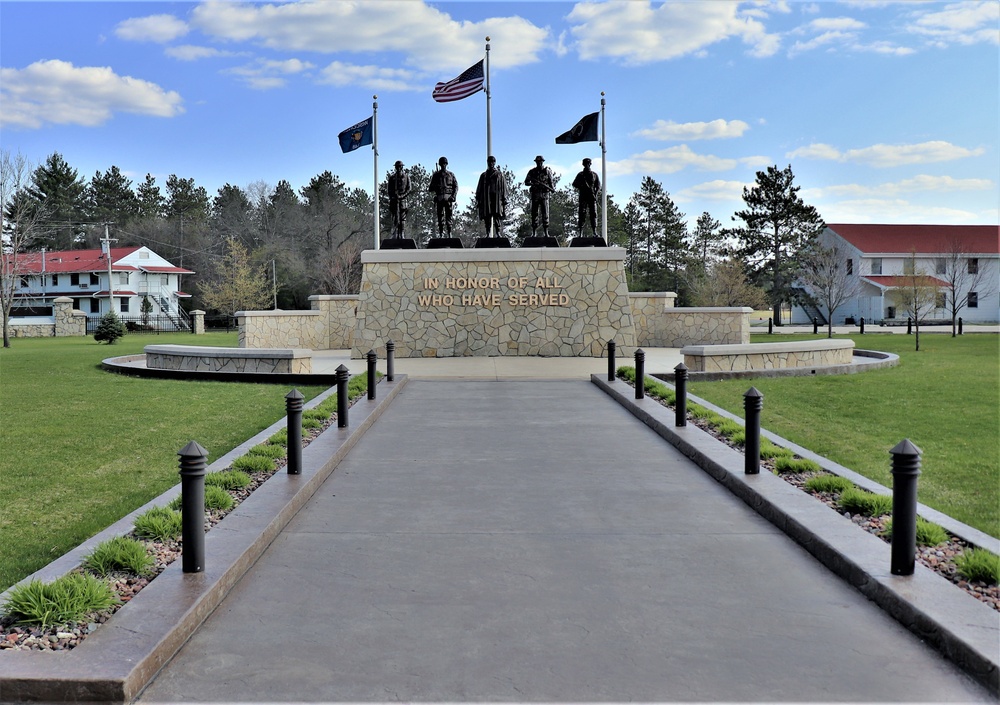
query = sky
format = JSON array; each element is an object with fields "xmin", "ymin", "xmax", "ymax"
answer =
[{"xmin": 2, "ymin": 0, "xmax": 998, "ymax": 230}]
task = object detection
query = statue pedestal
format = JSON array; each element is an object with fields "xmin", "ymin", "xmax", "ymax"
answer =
[
  {"xmin": 380, "ymin": 238, "xmax": 417, "ymax": 250},
  {"xmin": 353, "ymin": 248, "xmax": 637, "ymax": 358}
]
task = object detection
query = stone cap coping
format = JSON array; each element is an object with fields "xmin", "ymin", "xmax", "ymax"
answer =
[
  {"xmin": 144, "ymin": 345, "xmax": 311, "ymax": 359},
  {"xmin": 235, "ymin": 310, "xmax": 321, "ymax": 317},
  {"xmin": 362, "ymin": 247, "xmax": 626, "ymax": 264},
  {"xmin": 681, "ymin": 339, "xmax": 855, "ymax": 356},
  {"xmin": 308, "ymin": 295, "xmax": 361, "ymax": 301},
  {"xmin": 627, "ymin": 292, "xmax": 678, "ymax": 299},
  {"xmin": 665, "ymin": 306, "xmax": 753, "ymax": 313}
]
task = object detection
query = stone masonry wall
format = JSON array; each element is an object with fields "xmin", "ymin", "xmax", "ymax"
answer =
[
  {"xmin": 7, "ymin": 297, "xmax": 87, "ymax": 338},
  {"xmin": 309, "ymin": 295, "xmax": 358, "ymax": 350},
  {"xmin": 352, "ymin": 250, "xmax": 637, "ymax": 358},
  {"xmin": 645, "ymin": 307, "xmax": 751, "ymax": 347},
  {"xmin": 237, "ymin": 310, "xmax": 326, "ymax": 349},
  {"xmin": 682, "ymin": 340, "xmax": 854, "ymax": 372}
]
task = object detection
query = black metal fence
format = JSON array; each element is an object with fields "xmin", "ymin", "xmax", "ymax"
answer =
[
  {"xmin": 86, "ymin": 314, "xmax": 191, "ymax": 335},
  {"xmin": 203, "ymin": 314, "xmax": 238, "ymax": 332}
]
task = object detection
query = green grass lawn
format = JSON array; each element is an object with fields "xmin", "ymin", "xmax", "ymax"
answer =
[
  {"xmin": 687, "ymin": 333, "xmax": 999, "ymax": 539},
  {"xmin": 0, "ymin": 333, "xmax": 330, "ymax": 592}
]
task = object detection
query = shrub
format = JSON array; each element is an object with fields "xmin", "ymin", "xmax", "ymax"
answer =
[
  {"xmin": 2, "ymin": 573, "xmax": 118, "ymax": 628},
  {"xmin": 133, "ymin": 506, "xmax": 183, "ymax": 542},
  {"xmin": 303, "ymin": 408, "xmax": 329, "ymax": 421},
  {"xmin": 248, "ymin": 443, "xmax": 286, "ymax": 460},
  {"xmin": 774, "ymin": 457, "xmax": 822, "ymax": 474},
  {"xmin": 205, "ymin": 469, "xmax": 252, "ymax": 491},
  {"xmin": 204, "ymin": 485, "xmax": 234, "ymax": 511},
  {"xmin": 713, "ymin": 419, "xmax": 744, "ymax": 438},
  {"xmin": 760, "ymin": 440, "xmax": 794, "ymax": 460},
  {"xmin": 881, "ymin": 517, "xmax": 950, "ymax": 547},
  {"xmin": 616, "ymin": 365, "xmax": 635, "ymax": 383},
  {"xmin": 805, "ymin": 475, "xmax": 854, "ymax": 494},
  {"xmin": 231, "ymin": 454, "xmax": 275, "ymax": 474},
  {"xmin": 168, "ymin": 485, "xmax": 235, "ymax": 512},
  {"xmin": 268, "ymin": 429, "xmax": 288, "ymax": 447},
  {"xmin": 82, "ymin": 536, "xmax": 153, "ymax": 577},
  {"xmin": 688, "ymin": 404, "xmax": 715, "ymax": 421},
  {"xmin": 93, "ymin": 311, "xmax": 126, "ymax": 345},
  {"xmin": 955, "ymin": 548, "xmax": 1000, "ymax": 584},
  {"xmin": 838, "ymin": 487, "xmax": 893, "ymax": 516},
  {"xmin": 302, "ymin": 417, "xmax": 323, "ymax": 429}
]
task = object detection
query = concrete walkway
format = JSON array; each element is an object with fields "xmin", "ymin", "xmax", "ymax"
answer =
[{"xmin": 137, "ymin": 380, "xmax": 990, "ymax": 702}]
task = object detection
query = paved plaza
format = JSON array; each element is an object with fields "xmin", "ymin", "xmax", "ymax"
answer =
[{"xmin": 136, "ymin": 379, "xmax": 992, "ymax": 702}]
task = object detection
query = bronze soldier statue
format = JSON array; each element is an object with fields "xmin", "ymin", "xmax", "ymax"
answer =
[
  {"xmin": 572, "ymin": 157, "xmax": 601, "ymax": 237},
  {"xmin": 428, "ymin": 156, "xmax": 458, "ymax": 237},
  {"xmin": 524, "ymin": 155, "xmax": 555, "ymax": 238},
  {"xmin": 387, "ymin": 160, "xmax": 411, "ymax": 238},
  {"xmin": 475, "ymin": 155, "xmax": 509, "ymax": 238}
]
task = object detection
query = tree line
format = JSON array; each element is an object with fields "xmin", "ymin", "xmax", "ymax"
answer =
[{"xmin": 3, "ymin": 150, "xmax": 830, "ymax": 319}]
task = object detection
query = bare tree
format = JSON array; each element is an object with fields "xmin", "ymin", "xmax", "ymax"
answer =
[
  {"xmin": 889, "ymin": 252, "xmax": 941, "ymax": 352},
  {"xmin": 320, "ymin": 239, "xmax": 364, "ymax": 295},
  {"xmin": 198, "ymin": 237, "xmax": 272, "ymax": 317},
  {"xmin": 940, "ymin": 238, "xmax": 996, "ymax": 336},
  {"xmin": 690, "ymin": 258, "xmax": 769, "ymax": 309},
  {"xmin": 798, "ymin": 241, "xmax": 861, "ymax": 338},
  {"xmin": 1, "ymin": 150, "xmax": 47, "ymax": 347}
]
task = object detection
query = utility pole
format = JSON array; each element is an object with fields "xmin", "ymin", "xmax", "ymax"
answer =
[{"xmin": 100, "ymin": 224, "xmax": 117, "ymax": 314}]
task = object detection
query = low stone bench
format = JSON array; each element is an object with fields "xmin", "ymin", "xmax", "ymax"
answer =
[
  {"xmin": 145, "ymin": 345, "xmax": 312, "ymax": 374},
  {"xmin": 680, "ymin": 339, "xmax": 855, "ymax": 373}
]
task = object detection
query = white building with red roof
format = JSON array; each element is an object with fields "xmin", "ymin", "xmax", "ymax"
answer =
[
  {"xmin": 6, "ymin": 246, "xmax": 194, "ymax": 329},
  {"xmin": 793, "ymin": 224, "xmax": 999, "ymax": 326}
]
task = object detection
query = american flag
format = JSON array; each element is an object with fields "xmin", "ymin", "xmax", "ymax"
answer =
[{"xmin": 432, "ymin": 60, "xmax": 485, "ymax": 103}]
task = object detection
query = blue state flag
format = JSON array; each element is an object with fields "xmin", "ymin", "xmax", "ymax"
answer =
[{"xmin": 338, "ymin": 117, "xmax": 373, "ymax": 153}]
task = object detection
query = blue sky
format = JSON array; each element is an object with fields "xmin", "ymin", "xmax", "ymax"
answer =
[{"xmin": 2, "ymin": 1, "xmax": 997, "ymax": 227}]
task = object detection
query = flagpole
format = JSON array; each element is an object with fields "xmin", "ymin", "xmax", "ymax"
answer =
[
  {"xmin": 373, "ymin": 95, "xmax": 380, "ymax": 250},
  {"xmin": 600, "ymin": 92, "xmax": 607, "ymax": 244},
  {"xmin": 485, "ymin": 36, "xmax": 492, "ymax": 160}
]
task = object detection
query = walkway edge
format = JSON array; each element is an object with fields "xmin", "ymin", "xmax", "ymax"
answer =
[
  {"xmin": 592, "ymin": 374, "xmax": 999, "ymax": 695},
  {"xmin": 0, "ymin": 376, "xmax": 409, "ymax": 704}
]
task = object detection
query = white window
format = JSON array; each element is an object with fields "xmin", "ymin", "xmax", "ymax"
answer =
[
  {"xmin": 935, "ymin": 259, "xmax": 946, "ymax": 275},
  {"xmin": 139, "ymin": 251, "xmax": 150, "ymax": 259},
  {"xmin": 968, "ymin": 258, "xmax": 979, "ymax": 274},
  {"xmin": 118, "ymin": 273, "xmax": 129, "ymax": 285},
  {"xmin": 161, "ymin": 275, "xmax": 170, "ymax": 286},
  {"xmin": 120, "ymin": 297, "xmax": 130, "ymax": 313},
  {"xmin": 968, "ymin": 292, "xmax": 979, "ymax": 308},
  {"xmin": 870, "ymin": 258, "xmax": 882, "ymax": 275}
]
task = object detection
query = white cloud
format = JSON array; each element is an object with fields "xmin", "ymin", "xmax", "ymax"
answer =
[
  {"xmin": 821, "ymin": 174, "xmax": 994, "ymax": 197},
  {"xmin": 808, "ymin": 17, "xmax": 867, "ymax": 32},
  {"xmin": 115, "ymin": 14, "xmax": 189, "ymax": 43},
  {"xmin": 0, "ymin": 60, "xmax": 183, "ymax": 129},
  {"xmin": 632, "ymin": 119, "xmax": 750, "ymax": 141},
  {"xmin": 908, "ymin": 1, "xmax": 1000, "ymax": 46},
  {"xmin": 189, "ymin": 0, "xmax": 548, "ymax": 72},
  {"xmin": 787, "ymin": 140, "xmax": 986, "ymax": 167},
  {"xmin": 818, "ymin": 198, "xmax": 983, "ymax": 224},
  {"xmin": 165, "ymin": 45, "xmax": 240, "ymax": 61},
  {"xmin": 318, "ymin": 62, "xmax": 423, "ymax": 92},
  {"xmin": 225, "ymin": 58, "xmax": 316, "ymax": 90},
  {"xmin": 608, "ymin": 145, "xmax": 740, "ymax": 176},
  {"xmin": 566, "ymin": 1, "xmax": 781, "ymax": 64},
  {"xmin": 676, "ymin": 179, "xmax": 750, "ymax": 203}
]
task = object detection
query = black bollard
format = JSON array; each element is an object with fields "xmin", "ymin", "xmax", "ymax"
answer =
[
  {"xmin": 285, "ymin": 389, "xmax": 303, "ymax": 475},
  {"xmin": 812, "ymin": 317, "xmax": 818, "ymax": 335},
  {"xmin": 958, "ymin": 317, "xmax": 963, "ymax": 335},
  {"xmin": 336, "ymin": 364, "xmax": 350, "ymax": 428},
  {"xmin": 178, "ymin": 441, "xmax": 208, "ymax": 573},
  {"xmin": 607, "ymin": 339, "xmax": 616, "ymax": 382},
  {"xmin": 385, "ymin": 340, "xmax": 395, "ymax": 381},
  {"xmin": 768, "ymin": 317, "xmax": 773, "ymax": 334},
  {"xmin": 366, "ymin": 349, "xmax": 377, "ymax": 400},
  {"xmin": 743, "ymin": 387, "xmax": 763, "ymax": 475},
  {"xmin": 907, "ymin": 317, "xmax": 912, "ymax": 335},
  {"xmin": 859, "ymin": 317, "xmax": 865, "ymax": 335},
  {"xmin": 674, "ymin": 362, "xmax": 688, "ymax": 427},
  {"xmin": 889, "ymin": 439, "xmax": 922, "ymax": 576},
  {"xmin": 634, "ymin": 349, "xmax": 645, "ymax": 400}
]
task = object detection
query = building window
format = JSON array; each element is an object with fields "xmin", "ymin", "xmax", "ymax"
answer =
[
  {"xmin": 70, "ymin": 273, "xmax": 80, "ymax": 286},
  {"xmin": 18, "ymin": 276, "xmax": 29, "ymax": 288},
  {"xmin": 935, "ymin": 292, "xmax": 947, "ymax": 309},
  {"xmin": 870, "ymin": 258, "xmax": 882, "ymax": 275},
  {"xmin": 90, "ymin": 273, "xmax": 100, "ymax": 285},
  {"xmin": 88, "ymin": 298, "xmax": 100, "ymax": 313},
  {"xmin": 118, "ymin": 272, "xmax": 129, "ymax": 285},
  {"xmin": 161, "ymin": 275, "xmax": 170, "ymax": 286},
  {"xmin": 968, "ymin": 292, "xmax": 979, "ymax": 308},
  {"xmin": 968, "ymin": 258, "xmax": 979, "ymax": 274},
  {"xmin": 120, "ymin": 297, "xmax": 130, "ymax": 313},
  {"xmin": 139, "ymin": 251, "xmax": 149, "ymax": 259},
  {"xmin": 935, "ymin": 259, "xmax": 946, "ymax": 275},
  {"xmin": 51, "ymin": 274, "xmax": 58, "ymax": 286},
  {"xmin": 903, "ymin": 259, "xmax": 915, "ymax": 275},
  {"xmin": 846, "ymin": 259, "xmax": 853, "ymax": 275}
]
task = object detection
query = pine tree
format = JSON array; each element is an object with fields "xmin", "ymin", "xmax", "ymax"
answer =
[
  {"xmin": 85, "ymin": 166, "xmax": 139, "ymax": 232},
  {"xmin": 725, "ymin": 165, "xmax": 824, "ymax": 324},
  {"xmin": 94, "ymin": 310, "xmax": 126, "ymax": 344},
  {"xmin": 28, "ymin": 152, "xmax": 86, "ymax": 249}
]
